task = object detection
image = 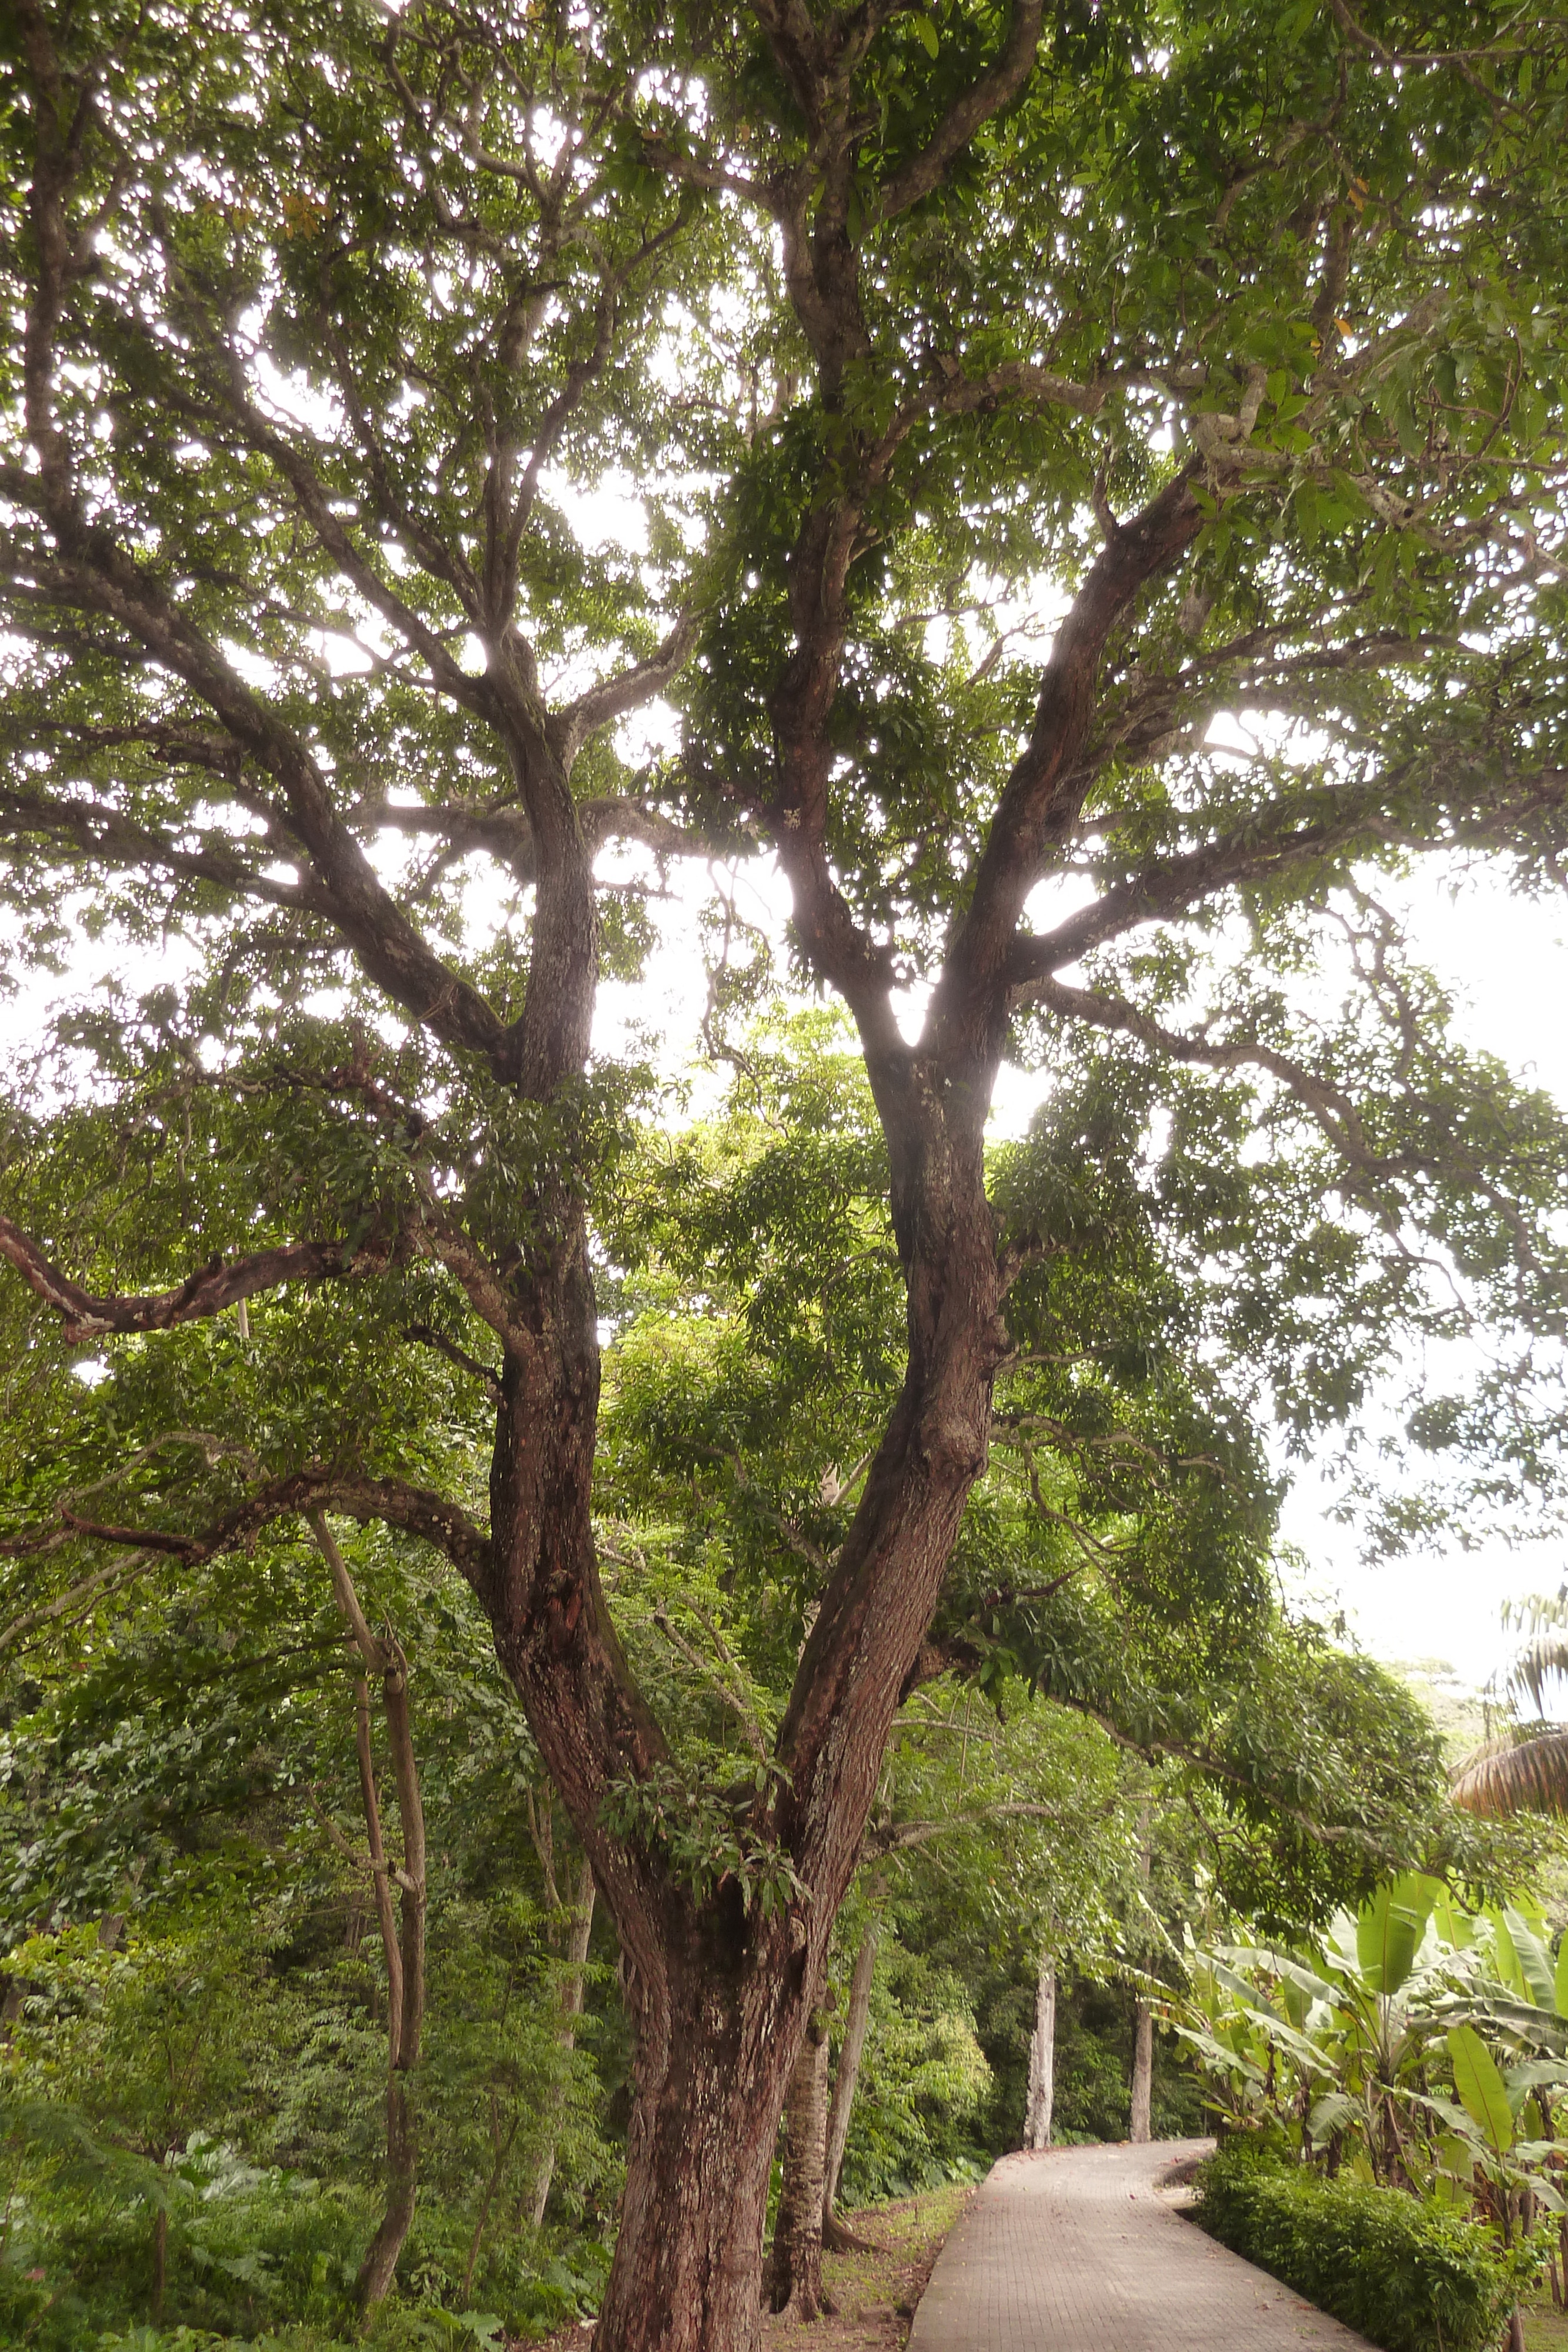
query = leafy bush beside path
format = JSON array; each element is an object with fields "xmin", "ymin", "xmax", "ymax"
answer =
[{"xmin": 1194, "ymin": 2139, "xmax": 1542, "ymax": 2352}]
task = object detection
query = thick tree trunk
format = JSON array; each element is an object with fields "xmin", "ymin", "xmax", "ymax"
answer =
[
  {"xmin": 529, "ymin": 1855, "xmax": 597, "ymax": 2228},
  {"xmin": 822, "ymin": 1923, "xmax": 878, "ymax": 2243},
  {"xmin": 1022, "ymin": 1953, "xmax": 1056, "ymax": 2151},
  {"xmin": 1129, "ymin": 2001, "xmax": 1153, "ymax": 2143},
  {"xmin": 590, "ymin": 1950, "xmax": 806, "ymax": 2352},
  {"xmin": 768, "ymin": 2009, "xmax": 833, "ymax": 2318}
]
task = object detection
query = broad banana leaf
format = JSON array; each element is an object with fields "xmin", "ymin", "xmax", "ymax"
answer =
[
  {"xmin": 1306, "ymin": 2090, "xmax": 1358, "ymax": 2145},
  {"xmin": 1358, "ymin": 1874, "xmax": 1441, "ymax": 1996},
  {"xmin": 1448, "ymin": 2024, "xmax": 1516, "ymax": 2160},
  {"xmin": 1488, "ymin": 1909, "xmax": 1529, "ymax": 2001},
  {"xmin": 1429, "ymin": 1991, "xmax": 1568, "ymax": 2054},
  {"xmin": 1432, "ymin": 1887, "xmax": 1477, "ymax": 1950},
  {"xmin": 1504, "ymin": 1907, "xmax": 1556, "ymax": 2009}
]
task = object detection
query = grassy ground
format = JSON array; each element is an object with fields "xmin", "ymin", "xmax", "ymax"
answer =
[
  {"xmin": 1524, "ymin": 2296, "xmax": 1568, "ymax": 2351},
  {"xmin": 764, "ymin": 2183, "xmax": 972, "ymax": 2352}
]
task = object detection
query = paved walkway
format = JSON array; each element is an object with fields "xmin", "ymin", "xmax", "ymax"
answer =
[{"xmin": 907, "ymin": 2140, "xmax": 1376, "ymax": 2351}]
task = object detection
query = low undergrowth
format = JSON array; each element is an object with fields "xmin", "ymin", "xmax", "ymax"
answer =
[{"xmin": 1193, "ymin": 2139, "xmax": 1543, "ymax": 2352}]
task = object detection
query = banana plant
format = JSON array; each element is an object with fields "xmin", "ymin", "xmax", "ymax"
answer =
[
  {"xmin": 1418, "ymin": 2026, "xmax": 1566, "ymax": 2233},
  {"xmin": 1176, "ymin": 1876, "xmax": 1568, "ymax": 2307}
]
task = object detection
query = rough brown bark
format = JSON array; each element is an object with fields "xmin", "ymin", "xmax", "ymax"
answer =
[
  {"xmin": 823, "ymin": 1924, "xmax": 878, "ymax": 2241},
  {"xmin": 768, "ymin": 2006, "xmax": 834, "ymax": 2318},
  {"xmin": 589, "ymin": 1935, "xmax": 805, "ymax": 2352},
  {"xmin": 1022, "ymin": 1953, "xmax": 1057, "ymax": 2151},
  {"xmin": 1129, "ymin": 2002, "xmax": 1154, "ymax": 2144}
]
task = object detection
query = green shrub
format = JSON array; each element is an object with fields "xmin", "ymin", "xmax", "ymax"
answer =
[{"xmin": 1194, "ymin": 2140, "xmax": 1542, "ymax": 2352}]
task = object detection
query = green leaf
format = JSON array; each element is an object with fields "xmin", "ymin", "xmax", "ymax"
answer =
[
  {"xmin": 1356, "ymin": 1874, "xmax": 1437, "ymax": 1995},
  {"xmin": 1504, "ymin": 1907, "xmax": 1556, "ymax": 2008},
  {"xmin": 1447, "ymin": 2024, "xmax": 1516, "ymax": 2160},
  {"xmin": 1554, "ymin": 1929, "xmax": 1568, "ymax": 2020}
]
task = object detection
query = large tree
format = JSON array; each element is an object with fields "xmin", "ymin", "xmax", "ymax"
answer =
[{"xmin": 4, "ymin": 2, "xmax": 1568, "ymax": 2346}]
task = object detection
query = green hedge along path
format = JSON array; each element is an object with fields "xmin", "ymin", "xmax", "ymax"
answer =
[{"xmin": 908, "ymin": 2141, "xmax": 1376, "ymax": 2352}]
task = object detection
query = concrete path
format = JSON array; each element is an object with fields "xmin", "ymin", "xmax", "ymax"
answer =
[{"xmin": 907, "ymin": 2140, "xmax": 1376, "ymax": 2351}]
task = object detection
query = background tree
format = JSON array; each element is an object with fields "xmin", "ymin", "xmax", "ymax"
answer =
[{"xmin": 5, "ymin": 2, "xmax": 1568, "ymax": 2347}]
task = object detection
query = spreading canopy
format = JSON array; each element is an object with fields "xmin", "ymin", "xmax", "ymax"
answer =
[{"xmin": 4, "ymin": 2, "xmax": 1568, "ymax": 2344}]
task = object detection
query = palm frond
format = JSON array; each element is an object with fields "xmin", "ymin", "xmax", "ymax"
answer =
[
  {"xmin": 1452, "ymin": 1728, "xmax": 1568, "ymax": 1819},
  {"xmin": 1507, "ymin": 1636, "xmax": 1568, "ymax": 1716}
]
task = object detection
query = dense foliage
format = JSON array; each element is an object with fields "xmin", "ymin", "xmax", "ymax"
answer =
[
  {"xmin": 1195, "ymin": 2137, "xmax": 1539, "ymax": 2352},
  {"xmin": 5, "ymin": 0, "xmax": 1568, "ymax": 2342}
]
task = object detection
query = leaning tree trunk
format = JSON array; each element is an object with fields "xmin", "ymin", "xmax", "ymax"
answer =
[
  {"xmin": 1129, "ymin": 2002, "xmax": 1153, "ymax": 2144},
  {"xmin": 822, "ymin": 1922, "xmax": 878, "ymax": 2245},
  {"xmin": 1022, "ymin": 1952, "xmax": 1056, "ymax": 2151},
  {"xmin": 768, "ymin": 2002, "xmax": 834, "ymax": 2318}
]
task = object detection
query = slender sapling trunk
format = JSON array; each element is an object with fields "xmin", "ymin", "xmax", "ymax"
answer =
[
  {"xmin": 822, "ymin": 1923, "xmax": 878, "ymax": 2248},
  {"xmin": 530, "ymin": 1853, "xmax": 597, "ymax": 2228},
  {"xmin": 1023, "ymin": 1953, "xmax": 1057, "ymax": 2151},
  {"xmin": 310, "ymin": 1515, "xmax": 427, "ymax": 2311}
]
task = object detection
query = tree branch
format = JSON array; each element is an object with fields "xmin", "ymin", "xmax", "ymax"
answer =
[
  {"xmin": 0, "ymin": 1221, "xmax": 373, "ymax": 1345},
  {"xmin": 551, "ymin": 609, "xmax": 703, "ymax": 772},
  {"xmin": 2, "ymin": 1466, "xmax": 493, "ymax": 1592},
  {"xmin": 931, "ymin": 470, "xmax": 1205, "ymax": 1055},
  {"xmin": 874, "ymin": 1, "xmax": 1045, "ymax": 221}
]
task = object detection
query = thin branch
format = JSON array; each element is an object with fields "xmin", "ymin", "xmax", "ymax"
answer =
[
  {"xmin": 651, "ymin": 1604, "xmax": 769, "ymax": 1758},
  {"xmin": 0, "ymin": 1551, "xmax": 150, "ymax": 1655}
]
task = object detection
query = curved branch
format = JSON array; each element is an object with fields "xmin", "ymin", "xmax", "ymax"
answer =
[
  {"xmin": 3, "ymin": 1465, "xmax": 492, "ymax": 1590},
  {"xmin": 1017, "ymin": 973, "xmax": 1380, "ymax": 1168},
  {"xmin": 0, "ymin": 1220, "xmax": 372, "ymax": 1344},
  {"xmin": 552, "ymin": 609, "xmax": 703, "ymax": 773},
  {"xmin": 932, "ymin": 470, "xmax": 1204, "ymax": 1052}
]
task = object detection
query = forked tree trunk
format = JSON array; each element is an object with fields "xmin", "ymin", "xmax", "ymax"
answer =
[
  {"xmin": 1129, "ymin": 2002, "xmax": 1153, "ymax": 2144},
  {"xmin": 488, "ymin": 1133, "xmax": 1007, "ymax": 2352},
  {"xmin": 529, "ymin": 1854, "xmax": 597, "ymax": 2228},
  {"xmin": 768, "ymin": 2006, "xmax": 833, "ymax": 2317},
  {"xmin": 822, "ymin": 1922, "xmax": 878, "ymax": 2244},
  {"xmin": 1022, "ymin": 1953, "xmax": 1056, "ymax": 2150}
]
